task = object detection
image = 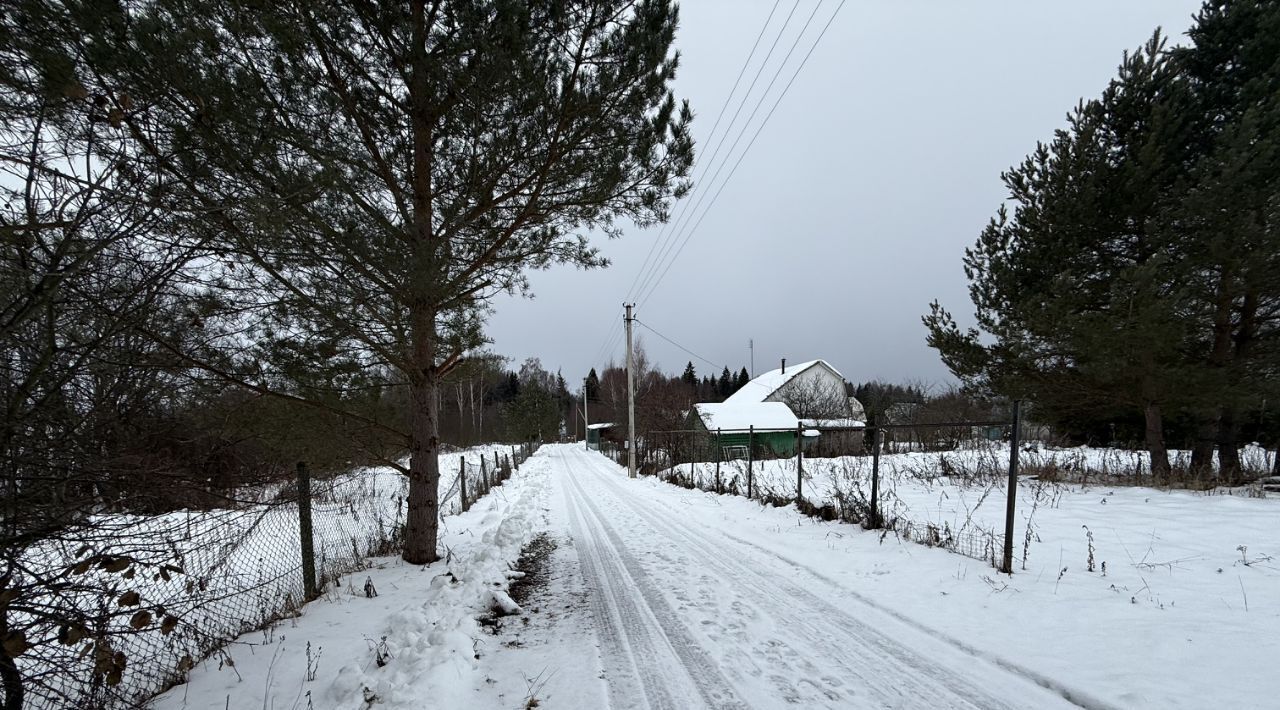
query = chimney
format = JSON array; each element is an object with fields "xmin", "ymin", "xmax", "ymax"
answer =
[{"xmin": 781, "ymin": 358, "xmax": 786, "ymax": 374}]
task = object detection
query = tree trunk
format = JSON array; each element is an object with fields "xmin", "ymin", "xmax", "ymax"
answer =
[
  {"xmin": 403, "ymin": 300, "xmax": 441, "ymax": 565},
  {"xmin": 1189, "ymin": 419, "xmax": 1217, "ymax": 477},
  {"xmin": 1143, "ymin": 401, "xmax": 1171, "ymax": 481},
  {"xmin": 455, "ymin": 383, "xmax": 465, "ymax": 446},
  {"xmin": 404, "ymin": 0, "xmax": 439, "ymax": 566},
  {"xmin": 403, "ymin": 372, "xmax": 442, "ymax": 564},
  {"xmin": 1193, "ymin": 276, "xmax": 1236, "ymax": 477},
  {"xmin": 1217, "ymin": 289, "xmax": 1259, "ymax": 484},
  {"xmin": 1217, "ymin": 407, "xmax": 1241, "ymax": 482},
  {"xmin": 0, "ymin": 610, "xmax": 21, "ymax": 710}
]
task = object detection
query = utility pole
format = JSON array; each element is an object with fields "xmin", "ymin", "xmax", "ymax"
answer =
[
  {"xmin": 749, "ymin": 338, "xmax": 754, "ymax": 378},
  {"xmin": 582, "ymin": 377, "xmax": 590, "ymax": 450},
  {"xmin": 625, "ymin": 303, "xmax": 637, "ymax": 478}
]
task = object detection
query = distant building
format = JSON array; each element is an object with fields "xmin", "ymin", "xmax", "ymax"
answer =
[
  {"xmin": 585, "ymin": 422, "xmax": 616, "ymax": 450},
  {"xmin": 695, "ymin": 358, "xmax": 865, "ymax": 457}
]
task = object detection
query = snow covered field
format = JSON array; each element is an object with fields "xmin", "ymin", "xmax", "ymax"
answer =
[
  {"xmin": 664, "ymin": 444, "xmax": 1274, "ymax": 564},
  {"xmin": 149, "ymin": 444, "xmax": 1280, "ymax": 709}
]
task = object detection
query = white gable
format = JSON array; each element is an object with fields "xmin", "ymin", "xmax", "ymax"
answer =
[{"xmin": 724, "ymin": 359, "xmax": 845, "ymax": 405}]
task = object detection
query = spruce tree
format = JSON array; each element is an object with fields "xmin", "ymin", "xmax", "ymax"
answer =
[{"xmin": 681, "ymin": 362, "xmax": 697, "ymax": 390}]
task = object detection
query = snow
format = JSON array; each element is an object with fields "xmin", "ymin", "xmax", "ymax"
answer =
[
  {"xmin": 800, "ymin": 417, "xmax": 866, "ymax": 428},
  {"xmin": 656, "ymin": 444, "xmax": 1280, "ymax": 708},
  {"xmin": 723, "ymin": 359, "xmax": 838, "ymax": 404},
  {"xmin": 694, "ymin": 401, "xmax": 799, "ymax": 432},
  {"xmin": 149, "ymin": 448, "xmax": 552, "ymax": 710},
  {"xmin": 488, "ymin": 589, "xmax": 522, "ymax": 616},
  {"xmin": 15, "ymin": 444, "xmax": 518, "ymax": 710},
  {"xmin": 528, "ymin": 445, "xmax": 1081, "ymax": 709},
  {"xmin": 146, "ymin": 443, "xmax": 1280, "ymax": 709},
  {"xmin": 586, "ymin": 422, "xmax": 616, "ymax": 430}
]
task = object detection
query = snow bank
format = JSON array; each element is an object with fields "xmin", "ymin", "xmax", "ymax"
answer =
[{"xmin": 150, "ymin": 448, "xmax": 552, "ymax": 710}]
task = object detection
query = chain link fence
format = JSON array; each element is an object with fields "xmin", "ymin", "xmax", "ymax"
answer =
[{"xmin": 13, "ymin": 442, "xmax": 540, "ymax": 710}]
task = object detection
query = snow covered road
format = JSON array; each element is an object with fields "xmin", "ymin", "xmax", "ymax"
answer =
[{"xmin": 548, "ymin": 444, "xmax": 1081, "ymax": 710}]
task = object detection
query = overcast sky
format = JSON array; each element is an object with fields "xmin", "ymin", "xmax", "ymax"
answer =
[{"xmin": 487, "ymin": 0, "xmax": 1205, "ymax": 390}]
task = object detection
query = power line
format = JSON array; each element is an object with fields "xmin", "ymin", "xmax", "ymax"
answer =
[
  {"xmin": 588, "ymin": 309, "xmax": 624, "ymax": 371},
  {"xmin": 632, "ymin": 0, "xmax": 825, "ymax": 305},
  {"xmin": 634, "ymin": 318, "xmax": 726, "ymax": 373},
  {"xmin": 636, "ymin": 0, "xmax": 847, "ymax": 306},
  {"xmin": 624, "ymin": 0, "xmax": 796, "ymax": 303},
  {"xmin": 624, "ymin": 0, "xmax": 786, "ymax": 304}
]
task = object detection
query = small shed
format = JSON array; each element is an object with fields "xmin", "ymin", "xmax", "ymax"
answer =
[
  {"xmin": 586, "ymin": 422, "xmax": 616, "ymax": 450},
  {"xmin": 691, "ymin": 402, "xmax": 811, "ymax": 458}
]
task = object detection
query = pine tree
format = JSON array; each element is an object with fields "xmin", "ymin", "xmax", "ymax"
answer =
[
  {"xmin": 585, "ymin": 368, "xmax": 601, "ymax": 402},
  {"xmin": 1170, "ymin": 0, "xmax": 1280, "ymax": 478},
  {"xmin": 924, "ymin": 31, "xmax": 1196, "ymax": 479},
  {"xmin": 736, "ymin": 367, "xmax": 750, "ymax": 391},
  {"xmin": 54, "ymin": 0, "xmax": 694, "ymax": 563},
  {"xmin": 926, "ymin": 4, "xmax": 1280, "ymax": 478}
]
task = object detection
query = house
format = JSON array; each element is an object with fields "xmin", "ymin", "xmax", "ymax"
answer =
[
  {"xmin": 725, "ymin": 359, "xmax": 861, "ymax": 420},
  {"xmin": 722, "ymin": 359, "xmax": 865, "ymax": 454},
  {"xmin": 689, "ymin": 401, "xmax": 810, "ymax": 458},
  {"xmin": 685, "ymin": 359, "xmax": 865, "ymax": 458}
]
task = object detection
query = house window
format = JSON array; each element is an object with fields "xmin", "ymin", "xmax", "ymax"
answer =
[{"xmin": 721, "ymin": 445, "xmax": 748, "ymax": 460}]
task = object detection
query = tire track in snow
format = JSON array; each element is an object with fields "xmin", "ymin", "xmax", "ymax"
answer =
[
  {"xmin": 563, "ymin": 481, "xmax": 678, "ymax": 709},
  {"xmin": 564, "ymin": 470, "xmax": 752, "ymax": 710},
  {"xmin": 563, "ymin": 446, "xmax": 1078, "ymax": 709},
  {"xmin": 563, "ymin": 466, "xmax": 749, "ymax": 709},
  {"xmin": 710, "ymin": 530, "xmax": 1119, "ymax": 710},
  {"xmin": 571, "ymin": 453, "xmax": 1002, "ymax": 709}
]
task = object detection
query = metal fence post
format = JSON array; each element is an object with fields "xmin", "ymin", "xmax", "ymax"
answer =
[
  {"xmin": 870, "ymin": 427, "xmax": 882, "ymax": 529},
  {"xmin": 460, "ymin": 457, "xmax": 469, "ymax": 513},
  {"xmin": 493, "ymin": 451, "xmax": 499, "ymax": 477},
  {"xmin": 481, "ymin": 456, "xmax": 489, "ymax": 494},
  {"xmin": 297, "ymin": 461, "xmax": 318, "ymax": 600},
  {"xmin": 747, "ymin": 425, "xmax": 754, "ymax": 500},
  {"xmin": 1002, "ymin": 400, "xmax": 1022, "ymax": 574},
  {"xmin": 715, "ymin": 428, "xmax": 722, "ymax": 493},
  {"xmin": 796, "ymin": 423, "xmax": 803, "ymax": 505}
]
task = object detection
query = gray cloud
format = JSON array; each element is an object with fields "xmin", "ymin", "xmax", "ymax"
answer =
[{"xmin": 488, "ymin": 0, "xmax": 1204, "ymax": 388}]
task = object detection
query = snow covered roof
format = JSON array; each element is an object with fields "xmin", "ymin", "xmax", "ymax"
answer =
[
  {"xmin": 585, "ymin": 422, "xmax": 616, "ymax": 430},
  {"xmin": 723, "ymin": 359, "xmax": 845, "ymax": 405},
  {"xmin": 800, "ymin": 418, "xmax": 866, "ymax": 429},
  {"xmin": 694, "ymin": 402, "xmax": 799, "ymax": 432}
]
